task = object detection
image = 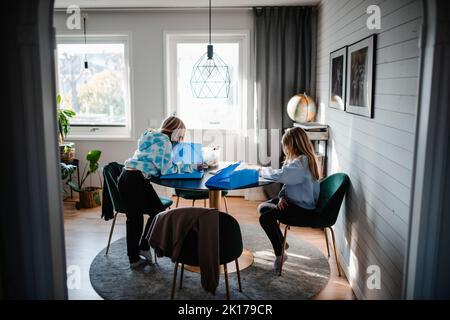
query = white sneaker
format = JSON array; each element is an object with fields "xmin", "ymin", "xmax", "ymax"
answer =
[
  {"xmin": 274, "ymin": 254, "xmax": 288, "ymax": 274},
  {"xmin": 139, "ymin": 249, "xmax": 154, "ymax": 264},
  {"xmin": 129, "ymin": 258, "xmax": 147, "ymax": 269}
]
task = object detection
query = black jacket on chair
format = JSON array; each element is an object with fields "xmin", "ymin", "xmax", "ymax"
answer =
[{"xmin": 101, "ymin": 162, "xmax": 124, "ymax": 221}]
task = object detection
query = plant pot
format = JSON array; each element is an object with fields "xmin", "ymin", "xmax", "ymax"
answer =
[
  {"xmin": 60, "ymin": 142, "xmax": 76, "ymax": 163},
  {"xmin": 76, "ymin": 187, "xmax": 102, "ymax": 209}
]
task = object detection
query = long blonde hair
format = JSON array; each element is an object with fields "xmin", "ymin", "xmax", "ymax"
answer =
[
  {"xmin": 282, "ymin": 127, "xmax": 321, "ymax": 180},
  {"xmin": 159, "ymin": 116, "xmax": 186, "ymax": 141}
]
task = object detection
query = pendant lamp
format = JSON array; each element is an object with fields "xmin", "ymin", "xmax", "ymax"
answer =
[
  {"xmin": 190, "ymin": 0, "xmax": 231, "ymax": 98},
  {"xmin": 81, "ymin": 15, "xmax": 92, "ymax": 79}
]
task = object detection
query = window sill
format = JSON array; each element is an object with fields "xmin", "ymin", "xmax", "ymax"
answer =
[{"xmin": 66, "ymin": 135, "xmax": 135, "ymax": 142}]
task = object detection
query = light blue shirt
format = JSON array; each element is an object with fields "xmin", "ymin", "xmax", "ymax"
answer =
[
  {"xmin": 261, "ymin": 156, "xmax": 320, "ymax": 210},
  {"xmin": 124, "ymin": 130, "xmax": 193, "ymax": 178}
]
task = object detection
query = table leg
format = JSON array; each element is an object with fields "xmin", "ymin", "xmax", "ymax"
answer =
[{"xmin": 208, "ymin": 190, "xmax": 221, "ymax": 209}]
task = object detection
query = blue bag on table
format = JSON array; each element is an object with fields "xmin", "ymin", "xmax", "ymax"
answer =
[{"xmin": 205, "ymin": 163, "xmax": 259, "ymax": 189}]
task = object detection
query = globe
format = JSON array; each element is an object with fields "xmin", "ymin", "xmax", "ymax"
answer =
[{"xmin": 286, "ymin": 93, "xmax": 317, "ymax": 123}]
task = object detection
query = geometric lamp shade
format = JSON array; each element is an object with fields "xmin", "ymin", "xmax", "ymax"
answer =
[{"xmin": 190, "ymin": 46, "xmax": 231, "ymax": 99}]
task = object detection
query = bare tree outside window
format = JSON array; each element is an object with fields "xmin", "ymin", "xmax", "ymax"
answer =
[{"xmin": 56, "ymin": 42, "xmax": 128, "ymax": 126}]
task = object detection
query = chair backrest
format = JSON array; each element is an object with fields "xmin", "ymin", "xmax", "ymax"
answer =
[
  {"xmin": 177, "ymin": 212, "xmax": 243, "ymax": 266},
  {"xmin": 315, "ymin": 173, "xmax": 350, "ymax": 227},
  {"xmin": 103, "ymin": 162, "xmax": 125, "ymax": 213}
]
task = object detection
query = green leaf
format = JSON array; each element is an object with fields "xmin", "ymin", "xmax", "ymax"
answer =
[
  {"xmin": 60, "ymin": 163, "xmax": 76, "ymax": 180},
  {"xmin": 86, "ymin": 150, "xmax": 102, "ymax": 174},
  {"xmin": 86, "ymin": 150, "xmax": 101, "ymax": 162},
  {"xmin": 56, "ymin": 94, "xmax": 62, "ymax": 105},
  {"xmin": 62, "ymin": 109, "xmax": 76, "ymax": 118},
  {"xmin": 68, "ymin": 181, "xmax": 82, "ymax": 192}
]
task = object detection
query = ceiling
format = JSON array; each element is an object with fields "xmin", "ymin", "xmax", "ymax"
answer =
[{"xmin": 54, "ymin": 0, "xmax": 320, "ymax": 9}]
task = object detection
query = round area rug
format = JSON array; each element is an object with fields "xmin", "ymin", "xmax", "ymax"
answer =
[{"xmin": 90, "ymin": 224, "xmax": 330, "ymax": 300}]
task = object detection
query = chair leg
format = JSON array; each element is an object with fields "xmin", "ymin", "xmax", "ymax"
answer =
[
  {"xmin": 223, "ymin": 196, "xmax": 229, "ymax": 214},
  {"xmin": 179, "ymin": 264, "xmax": 184, "ymax": 290},
  {"xmin": 106, "ymin": 212, "xmax": 118, "ymax": 255},
  {"xmin": 224, "ymin": 263, "xmax": 230, "ymax": 300},
  {"xmin": 175, "ymin": 196, "xmax": 180, "ymax": 208},
  {"xmin": 329, "ymin": 227, "xmax": 342, "ymax": 277},
  {"xmin": 279, "ymin": 225, "xmax": 290, "ymax": 276},
  {"xmin": 324, "ymin": 228, "xmax": 331, "ymax": 258},
  {"xmin": 235, "ymin": 259, "xmax": 242, "ymax": 292},
  {"xmin": 192, "ymin": 199, "xmax": 195, "ymax": 207},
  {"xmin": 204, "ymin": 199, "xmax": 207, "ymax": 208},
  {"xmin": 171, "ymin": 263, "xmax": 179, "ymax": 300}
]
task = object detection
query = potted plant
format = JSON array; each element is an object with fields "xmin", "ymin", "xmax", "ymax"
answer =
[
  {"xmin": 60, "ymin": 162, "xmax": 77, "ymax": 199},
  {"xmin": 68, "ymin": 150, "xmax": 103, "ymax": 209},
  {"xmin": 57, "ymin": 94, "xmax": 77, "ymax": 162}
]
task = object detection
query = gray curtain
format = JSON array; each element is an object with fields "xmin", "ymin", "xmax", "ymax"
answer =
[
  {"xmin": 254, "ymin": 6, "xmax": 317, "ymax": 154},
  {"xmin": 254, "ymin": 6, "xmax": 317, "ymax": 197}
]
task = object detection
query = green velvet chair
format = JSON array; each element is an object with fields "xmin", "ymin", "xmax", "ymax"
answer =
[
  {"xmin": 175, "ymin": 189, "xmax": 229, "ymax": 213},
  {"xmin": 103, "ymin": 163, "xmax": 173, "ymax": 255},
  {"xmin": 169, "ymin": 211, "xmax": 243, "ymax": 300},
  {"xmin": 277, "ymin": 173, "xmax": 350, "ymax": 276}
]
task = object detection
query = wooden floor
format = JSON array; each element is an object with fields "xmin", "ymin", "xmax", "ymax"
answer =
[{"xmin": 64, "ymin": 196, "xmax": 355, "ymax": 300}]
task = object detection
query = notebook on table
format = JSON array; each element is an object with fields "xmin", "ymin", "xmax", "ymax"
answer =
[{"xmin": 159, "ymin": 170, "xmax": 204, "ymax": 180}]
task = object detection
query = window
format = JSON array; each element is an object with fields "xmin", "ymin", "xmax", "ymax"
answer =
[
  {"xmin": 165, "ymin": 32, "xmax": 249, "ymax": 130},
  {"xmin": 56, "ymin": 35, "xmax": 132, "ymax": 139}
]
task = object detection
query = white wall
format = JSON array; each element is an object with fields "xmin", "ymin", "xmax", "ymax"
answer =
[
  {"xmin": 316, "ymin": 0, "xmax": 422, "ymax": 299},
  {"xmin": 53, "ymin": 9, "xmax": 254, "ymax": 195}
]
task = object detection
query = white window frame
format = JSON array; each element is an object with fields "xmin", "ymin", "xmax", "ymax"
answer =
[
  {"xmin": 55, "ymin": 33, "xmax": 134, "ymax": 140},
  {"xmin": 164, "ymin": 30, "xmax": 250, "ymax": 131}
]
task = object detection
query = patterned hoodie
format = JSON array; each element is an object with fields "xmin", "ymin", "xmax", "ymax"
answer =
[{"xmin": 124, "ymin": 130, "xmax": 192, "ymax": 178}]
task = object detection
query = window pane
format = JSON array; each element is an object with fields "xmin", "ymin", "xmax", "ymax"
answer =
[
  {"xmin": 176, "ymin": 42, "xmax": 240, "ymax": 129},
  {"xmin": 56, "ymin": 43, "xmax": 128, "ymax": 126}
]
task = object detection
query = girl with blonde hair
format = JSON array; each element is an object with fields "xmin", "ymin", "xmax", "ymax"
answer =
[
  {"xmin": 119, "ymin": 116, "xmax": 195, "ymax": 268},
  {"xmin": 258, "ymin": 127, "xmax": 321, "ymax": 273}
]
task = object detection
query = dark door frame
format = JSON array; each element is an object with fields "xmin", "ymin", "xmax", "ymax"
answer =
[
  {"xmin": 1, "ymin": 0, "xmax": 67, "ymax": 299},
  {"xmin": 403, "ymin": 0, "xmax": 450, "ymax": 299}
]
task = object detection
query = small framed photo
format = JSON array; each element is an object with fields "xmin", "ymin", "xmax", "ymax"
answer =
[
  {"xmin": 329, "ymin": 47, "xmax": 347, "ymax": 110},
  {"xmin": 346, "ymin": 35, "xmax": 376, "ymax": 118}
]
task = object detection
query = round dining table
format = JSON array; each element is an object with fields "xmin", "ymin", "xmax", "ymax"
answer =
[{"xmin": 150, "ymin": 162, "xmax": 274, "ymax": 272}]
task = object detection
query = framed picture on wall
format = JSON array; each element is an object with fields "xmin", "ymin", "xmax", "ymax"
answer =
[
  {"xmin": 345, "ymin": 35, "xmax": 376, "ymax": 118},
  {"xmin": 329, "ymin": 47, "xmax": 347, "ymax": 110}
]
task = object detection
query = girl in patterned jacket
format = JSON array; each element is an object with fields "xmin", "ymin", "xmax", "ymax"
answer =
[{"xmin": 119, "ymin": 116, "xmax": 200, "ymax": 268}]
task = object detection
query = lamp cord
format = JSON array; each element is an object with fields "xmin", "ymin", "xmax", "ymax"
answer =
[
  {"xmin": 209, "ymin": 0, "xmax": 211, "ymax": 45},
  {"xmin": 83, "ymin": 16, "xmax": 87, "ymax": 63}
]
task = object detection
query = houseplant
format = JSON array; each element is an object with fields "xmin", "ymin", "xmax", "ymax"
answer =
[
  {"xmin": 68, "ymin": 150, "xmax": 103, "ymax": 209},
  {"xmin": 60, "ymin": 162, "xmax": 77, "ymax": 199},
  {"xmin": 57, "ymin": 94, "xmax": 77, "ymax": 162}
]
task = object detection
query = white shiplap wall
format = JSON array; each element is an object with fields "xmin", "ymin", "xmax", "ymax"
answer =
[{"xmin": 316, "ymin": 0, "xmax": 422, "ymax": 299}]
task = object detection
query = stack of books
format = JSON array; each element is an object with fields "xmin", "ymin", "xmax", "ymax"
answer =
[{"xmin": 293, "ymin": 122, "xmax": 328, "ymax": 131}]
